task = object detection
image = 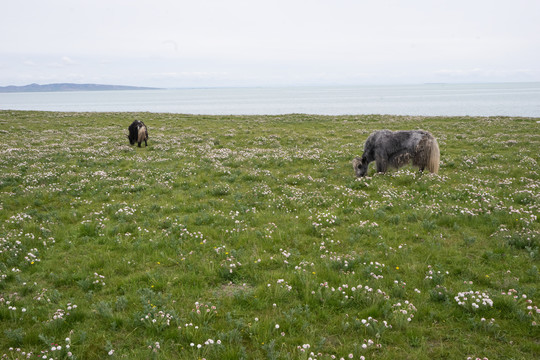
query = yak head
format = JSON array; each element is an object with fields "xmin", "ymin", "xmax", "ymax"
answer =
[{"xmin": 352, "ymin": 156, "xmax": 369, "ymax": 177}]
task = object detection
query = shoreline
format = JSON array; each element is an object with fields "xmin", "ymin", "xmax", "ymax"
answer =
[
  {"xmin": 1, "ymin": 109, "xmax": 539, "ymax": 120},
  {"xmin": 1, "ymin": 83, "xmax": 539, "ymax": 117}
]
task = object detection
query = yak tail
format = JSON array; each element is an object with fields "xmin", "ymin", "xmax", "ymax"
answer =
[
  {"xmin": 426, "ymin": 136, "xmax": 440, "ymax": 174},
  {"xmin": 138, "ymin": 126, "xmax": 147, "ymax": 143}
]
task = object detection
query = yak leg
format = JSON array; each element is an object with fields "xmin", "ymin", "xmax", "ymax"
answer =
[
  {"xmin": 375, "ymin": 152, "xmax": 388, "ymax": 173},
  {"xmin": 138, "ymin": 142, "xmax": 142, "ymax": 147},
  {"xmin": 417, "ymin": 155, "xmax": 425, "ymax": 173}
]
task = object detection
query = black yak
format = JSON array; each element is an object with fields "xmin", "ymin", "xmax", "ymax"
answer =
[
  {"xmin": 127, "ymin": 120, "xmax": 148, "ymax": 147},
  {"xmin": 353, "ymin": 130, "xmax": 440, "ymax": 177}
]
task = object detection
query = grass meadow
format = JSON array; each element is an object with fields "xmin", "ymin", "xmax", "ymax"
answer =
[{"xmin": 0, "ymin": 110, "xmax": 538, "ymax": 359}]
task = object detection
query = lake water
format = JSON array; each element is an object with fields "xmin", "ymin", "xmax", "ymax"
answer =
[{"xmin": 1, "ymin": 83, "xmax": 540, "ymax": 117}]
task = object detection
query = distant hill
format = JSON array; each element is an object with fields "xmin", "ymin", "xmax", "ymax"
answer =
[{"xmin": 0, "ymin": 83, "xmax": 159, "ymax": 93}]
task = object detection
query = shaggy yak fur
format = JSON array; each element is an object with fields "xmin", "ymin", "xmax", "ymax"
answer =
[
  {"xmin": 127, "ymin": 120, "xmax": 148, "ymax": 147},
  {"xmin": 352, "ymin": 130, "xmax": 440, "ymax": 177}
]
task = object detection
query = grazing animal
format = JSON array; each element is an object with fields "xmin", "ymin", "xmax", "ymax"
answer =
[
  {"xmin": 352, "ymin": 130, "xmax": 439, "ymax": 177},
  {"xmin": 127, "ymin": 120, "xmax": 148, "ymax": 147}
]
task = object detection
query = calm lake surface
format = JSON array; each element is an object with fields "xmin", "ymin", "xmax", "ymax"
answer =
[{"xmin": 1, "ymin": 83, "xmax": 540, "ymax": 117}]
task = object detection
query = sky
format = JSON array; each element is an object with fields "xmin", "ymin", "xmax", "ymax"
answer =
[{"xmin": 1, "ymin": 0, "xmax": 539, "ymax": 87}]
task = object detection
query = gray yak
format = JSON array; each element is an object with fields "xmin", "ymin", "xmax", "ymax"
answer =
[{"xmin": 353, "ymin": 130, "xmax": 440, "ymax": 177}]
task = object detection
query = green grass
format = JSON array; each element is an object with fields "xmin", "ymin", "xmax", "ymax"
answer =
[{"xmin": 0, "ymin": 110, "xmax": 539, "ymax": 359}]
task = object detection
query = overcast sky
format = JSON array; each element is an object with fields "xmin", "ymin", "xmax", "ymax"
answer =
[{"xmin": 1, "ymin": 0, "xmax": 539, "ymax": 87}]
